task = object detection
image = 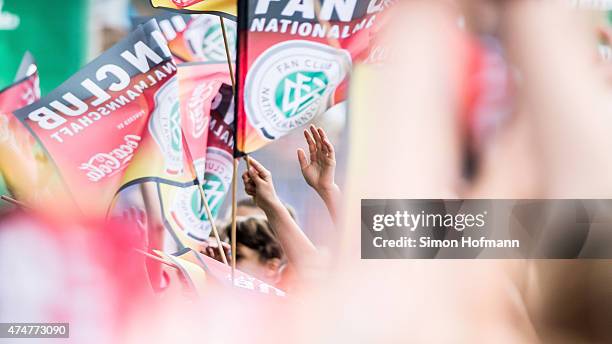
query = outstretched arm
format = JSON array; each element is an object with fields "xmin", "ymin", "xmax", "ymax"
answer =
[
  {"xmin": 242, "ymin": 156, "xmax": 317, "ymax": 275},
  {"xmin": 297, "ymin": 125, "xmax": 341, "ymax": 224}
]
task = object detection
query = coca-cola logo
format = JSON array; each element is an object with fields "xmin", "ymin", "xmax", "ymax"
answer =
[
  {"xmin": 79, "ymin": 135, "xmax": 141, "ymax": 182},
  {"xmin": 171, "ymin": 0, "xmax": 202, "ymax": 8},
  {"xmin": 188, "ymin": 82, "xmax": 214, "ymax": 138}
]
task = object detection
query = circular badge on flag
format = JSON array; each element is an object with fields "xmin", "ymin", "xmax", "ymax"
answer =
[
  {"xmin": 149, "ymin": 77, "xmax": 183, "ymax": 176},
  {"xmin": 169, "ymin": 184, "xmax": 210, "ymax": 241},
  {"xmin": 244, "ymin": 40, "xmax": 352, "ymax": 140},
  {"xmin": 185, "ymin": 15, "xmax": 237, "ymax": 62},
  {"xmin": 170, "ymin": 147, "xmax": 233, "ymax": 241}
]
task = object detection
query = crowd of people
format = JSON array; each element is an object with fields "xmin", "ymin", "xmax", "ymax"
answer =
[{"xmin": 198, "ymin": 125, "xmax": 338, "ymax": 289}]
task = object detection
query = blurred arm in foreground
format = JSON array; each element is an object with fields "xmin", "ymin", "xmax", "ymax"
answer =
[
  {"xmin": 331, "ymin": 1, "xmax": 537, "ymax": 342},
  {"xmin": 499, "ymin": 2, "xmax": 612, "ymax": 342}
]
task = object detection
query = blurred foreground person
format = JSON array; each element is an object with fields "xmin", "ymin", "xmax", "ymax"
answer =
[
  {"xmin": 500, "ymin": 2, "xmax": 612, "ymax": 343},
  {"xmin": 0, "ymin": 213, "xmax": 153, "ymax": 344},
  {"xmin": 330, "ymin": 0, "xmax": 610, "ymax": 342}
]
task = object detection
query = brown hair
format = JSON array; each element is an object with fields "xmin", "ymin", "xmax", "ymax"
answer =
[
  {"xmin": 236, "ymin": 197, "xmax": 297, "ymax": 220},
  {"xmin": 223, "ymin": 217, "xmax": 285, "ymax": 264}
]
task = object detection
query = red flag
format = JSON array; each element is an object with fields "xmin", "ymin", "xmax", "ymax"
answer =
[
  {"xmin": 0, "ymin": 52, "xmax": 40, "ymax": 114},
  {"xmin": 178, "ymin": 62, "xmax": 231, "ymax": 181},
  {"xmin": 235, "ymin": 0, "xmax": 394, "ymax": 155},
  {"xmin": 159, "ymin": 73, "xmax": 234, "ymax": 241},
  {"xmin": 13, "ymin": 20, "xmax": 193, "ymax": 216},
  {"xmin": 134, "ymin": 12, "xmax": 237, "ymax": 64},
  {"xmin": 0, "ymin": 52, "xmax": 43, "ymax": 201}
]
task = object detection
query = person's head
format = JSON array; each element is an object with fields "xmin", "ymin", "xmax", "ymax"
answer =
[
  {"xmin": 235, "ymin": 197, "xmax": 297, "ymax": 220},
  {"xmin": 236, "ymin": 198, "xmax": 265, "ymax": 218},
  {"xmin": 223, "ymin": 217, "xmax": 285, "ymax": 285}
]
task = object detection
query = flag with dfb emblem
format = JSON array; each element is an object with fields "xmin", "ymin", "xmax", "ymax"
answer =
[{"xmin": 235, "ymin": 0, "xmax": 394, "ymax": 155}]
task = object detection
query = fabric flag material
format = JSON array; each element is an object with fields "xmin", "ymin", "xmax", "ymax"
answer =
[
  {"xmin": 235, "ymin": 0, "xmax": 393, "ymax": 154},
  {"xmin": 0, "ymin": 52, "xmax": 40, "ymax": 114},
  {"xmin": 179, "ymin": 62, "xmax": 231, "ymax": 181},
  {"xmin": 149, "ymin": 0, "xmax": 236, "ymax": 19},
  {"xmin": 133, "ymin": 12, "xmax": 237, "ymax": 64},
  {"xmin": 170, "ymin": 248, "xmax": 286, "ymax": 297},
  {"xmin": 155, "ymin": 61, "xmax": 230, "ymax": 241},
  {"xmin": 0, "ymin": 52, "xmax": 40, "ymax": 152},
  {"xmin": 13, "ymin": 20, "xmax": 195, "ymax": 215},
  {"xmin": 159, "ymin": 80, "xmax": 234, "ymax": 241},
  {"xmin": 152, "ymin": 248, "xmax": 285, "ymax": 298},
  {"xmin": 157, "ymin": 250, "xmax": 208, "ymax": 296},
  {"xmin": 0, "ymin": 52, "xmax": 43, "ymax": 202}
]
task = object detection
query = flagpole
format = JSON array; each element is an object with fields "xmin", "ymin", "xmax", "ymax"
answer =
[
  {"xmin": 219, "ymin": 17, "xmax": 236, "ymax": 92},
  {"xmin": 180, "ymin": 129, "xmax": 229, "ymax": 265},
  {"xmin": 134, "ymin": 248, "xmax": 179, "ymax": 270},
  {"xmin": 0, "ymin": 195, "xmax": 31, "ymax": 210},
  {"xmin": 196, "ymin": 185, "xmax": 229, "ymax": 265},
  {"xmin": 230, "ymin": 157, "xmax": 238, "ymax": 283},
  {"xmin": 218, "ymin": 15, "xmax": 240, "ymax": 284}
]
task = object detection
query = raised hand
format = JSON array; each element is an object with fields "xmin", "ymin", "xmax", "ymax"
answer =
[
  {"xmin": 199, "ymin": 238, "xmax": 232, "ymax": 264},
  {"xmin": 242, "ymin": 156, "xmax": 282, "ymax": 211},
  {"xmin": 297, "ymin": 125, "xmax": 338, "ymax": 196},
  {"xmin": 242, "ymin": 158, "xmax": 317, "ymax": 277}
]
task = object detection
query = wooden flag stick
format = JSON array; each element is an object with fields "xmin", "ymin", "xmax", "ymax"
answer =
[
  {"xmin": 219, "ymin": 17, "xmax": 236, "ymax": 92},
  {"xmin": 218, "ymin": 15, "xmax": 239, "ymax": 283},
  {"xmin": 196, "ymin": 185, "xmax": 229, "ymax": 265},
  {"xmin": 134, "ymin": 248, "xmax": 179, "ymax": 270},
  {"xmin": 180, "ymin": 129, "xmax": 229, "ymax": 265},
  {"xmin": 230, "ymin": 158, "xmax": 238, "ymax": 283},
  {"xmin": 0, "ymin": 195, "xmax": 31, "ymax": 210}
]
